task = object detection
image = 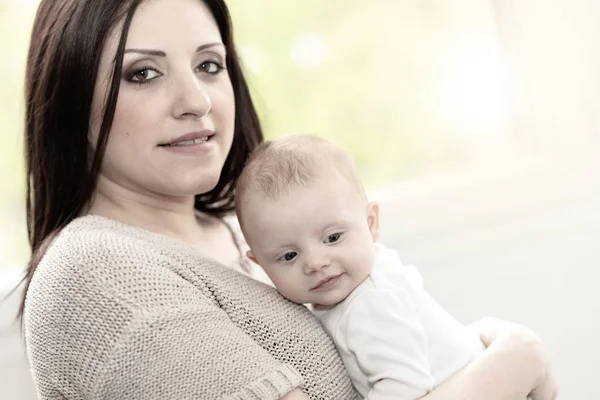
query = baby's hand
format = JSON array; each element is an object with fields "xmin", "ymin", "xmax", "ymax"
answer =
[{"xmin": 471, "ymin": 317, "xmax": 557, "ymax": 400}]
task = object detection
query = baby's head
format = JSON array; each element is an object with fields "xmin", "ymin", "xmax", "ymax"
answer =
[{"xmin": 235, "ymin": 135, "xmax": 379, "ymax": 307}]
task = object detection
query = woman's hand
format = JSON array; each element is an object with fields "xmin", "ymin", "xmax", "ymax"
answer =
[
  {"xmin": 283, "ymin": 318, "xmax": 558, "ymax": 400},
  {"xmin": 472, "ymin": 318, "xmax": 558, "ymax": 400},
  {"xmin": 281, "ymin": 389, "xmax": 310, "ymax": 399},
  {"xmin": 529, "ymin": 367, "xmax": 558, "ymax": 400}
]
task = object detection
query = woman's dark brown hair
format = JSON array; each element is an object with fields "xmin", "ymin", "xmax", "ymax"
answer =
[{"xmin": 19, "ymin": 0, "xmax": 263, "ymax": 317}]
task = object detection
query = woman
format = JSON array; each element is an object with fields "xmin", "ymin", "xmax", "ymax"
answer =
[{"xmin": 21, "ymin": 0, "xmax": 556, "ymax": 399}]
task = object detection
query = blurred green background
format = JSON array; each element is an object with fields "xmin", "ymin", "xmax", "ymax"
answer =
[
  {"xmin": 1, "ymin": 0, "xmax": 599, "ymax": 269},
  {"xmin": 1, "ymin": 3, "xmax": 31, "ymax": 269}
]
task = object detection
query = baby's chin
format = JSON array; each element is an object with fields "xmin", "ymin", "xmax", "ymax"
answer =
[
  {"xmin": 307, "ymin": 292, "xmax": 351, "ymax": 309},
  {"xmin": 309, "ymin": 301, "xmax": 338, "ymax": 311},
  {"xmin": 276, "ymin": 291, "xmax": 337, "ymax": 308}
]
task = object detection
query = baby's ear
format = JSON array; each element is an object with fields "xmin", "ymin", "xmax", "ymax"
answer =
[
  {"xmin": 367, "ymin": 201, "xmax": 380, "ymax": 242},
  {"xmin": 246, "ymin": 250, "xmax": 258, "ymax": 264}
]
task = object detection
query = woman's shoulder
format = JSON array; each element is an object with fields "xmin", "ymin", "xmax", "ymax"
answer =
[
  {"xmin": 42, "ymin": 214, "xmax": 203, "ymax": 273},
  {"xmin": 26, "ymin": 214, "xmax": 274, "ymax": 323},
  {"xmin": 28, "ymin": 214, "xmax": 268, "ymax": 314},
  {"xmin": 56, "ymin": 214, "xmax": 198, "ymax": 255},
  {"xmin": 26, "ymin": 215, "xmax": 211, "ymax": 318}
]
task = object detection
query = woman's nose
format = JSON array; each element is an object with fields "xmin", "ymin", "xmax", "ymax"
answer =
[{"xmin": 171, "ymin": 72, "xmax": 212, "ymax": 121}]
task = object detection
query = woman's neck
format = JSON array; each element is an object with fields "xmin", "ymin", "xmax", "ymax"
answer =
[{"xmin": 84, "ymin": 176, "xmax": 208, "ymax": 243}]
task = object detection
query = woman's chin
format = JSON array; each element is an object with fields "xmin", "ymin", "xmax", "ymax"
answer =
[{"xmin": 191, "ymin": 176, "xmax": 222, "ymax": 197}]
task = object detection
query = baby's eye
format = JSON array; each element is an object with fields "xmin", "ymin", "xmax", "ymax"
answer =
[
  {"xmin": 325, "ymin": 233, "xmax": 342, "ymax": 243},
  {"xmin": 280, "ymin": 251, "xmax": 297, "ymax": 262}
]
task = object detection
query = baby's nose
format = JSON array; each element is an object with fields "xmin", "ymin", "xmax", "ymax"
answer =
[{"xmin": 304, "ymin": 252, "xmax": 331, "ymax": 273}]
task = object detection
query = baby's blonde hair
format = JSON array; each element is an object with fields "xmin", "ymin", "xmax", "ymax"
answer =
[{"xmin": 235, "ymin": 135, "xmax": 366, "ymax": 222}]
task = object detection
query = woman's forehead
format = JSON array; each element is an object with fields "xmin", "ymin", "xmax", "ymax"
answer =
[{"xmin": 107, "ymin": 0, "xmax": 222, "ymax": 54}]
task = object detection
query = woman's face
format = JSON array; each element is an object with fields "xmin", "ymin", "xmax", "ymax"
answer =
[{"xmin": 90, "ymin": 0, "xmax": 235, "ymax": 201}]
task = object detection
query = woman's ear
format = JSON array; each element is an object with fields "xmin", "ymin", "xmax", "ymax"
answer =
[
  {"xmin": 246, "ymin": 250, "xmax": 258, "ymax": 264},
  {"xmin": 367, "ymin": 202, "xmax": 380, "ymax": 242}
]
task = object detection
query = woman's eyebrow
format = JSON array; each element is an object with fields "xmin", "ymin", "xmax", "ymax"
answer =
[{"xmin": 124, "ymin": 42, "xmax": 224, "ymax": 57}]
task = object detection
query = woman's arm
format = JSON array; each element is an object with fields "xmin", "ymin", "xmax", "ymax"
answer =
[
  {"xmin": 279, "ymin": 319, "xmax": 557, "ymax": 400},
  {"xmin": 420, "ymin": 319, "xmax": 557, "ymax": 400}
]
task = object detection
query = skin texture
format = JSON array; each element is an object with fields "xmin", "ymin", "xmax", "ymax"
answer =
[
  {"xmin": 86, "ymin": 0, "xmax": 242, "ymax": 265},
  {"xmin": 244, "ymin": 172, "xmax": 379, "ymax": 306},
  {"xmin": 88, "ymin": 0, "xmax": 235, "ymax": 240}
]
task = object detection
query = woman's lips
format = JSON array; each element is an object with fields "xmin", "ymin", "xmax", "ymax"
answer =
[
  {"xmin": 157, "ymin": 129, "xmax": 216, "ymax": 154},
  {"xmin": 159, "ymin": 129, "xmax": 214, "ymax": 146},
  {"xmin": 158, "ymin": 134, "xmax": 215, "ymax": 155}
]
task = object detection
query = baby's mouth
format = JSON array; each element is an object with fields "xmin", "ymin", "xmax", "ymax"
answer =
[{"xmin": 311, "ymin": 274, "xmax": 342, "ymax": 291}]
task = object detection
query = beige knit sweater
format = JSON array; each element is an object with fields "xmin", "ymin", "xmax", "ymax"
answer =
[{"xmin": 24, "ymin": 215, "xmax": 358, "ymax": 400}]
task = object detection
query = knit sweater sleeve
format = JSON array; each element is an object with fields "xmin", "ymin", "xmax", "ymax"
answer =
[
  {"xmin": 94, "ymin": 296, "xmax": 302, "ymax": 399},
  {"xmin": 24, "ymin": 219, "xmax": 304, "ymax": 400}
]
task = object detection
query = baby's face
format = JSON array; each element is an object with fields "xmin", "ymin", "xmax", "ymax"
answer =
[{"xmin": 242, "ymin": 175, "xmax": 378, "ymax": 307}]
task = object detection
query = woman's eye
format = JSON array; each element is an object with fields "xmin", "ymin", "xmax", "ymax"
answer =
[
  {"xmin": 198, "ymin": 60, "xmax": 224, "ymax": 75},
  {"xmin": 325, "ymin": 233, "xmax": 342, "ymax": 243},
  {"xmin": 128, "ymin": 67, "xmax": 161, "ymax": 83},
  {"xmin": 280, "ymin": 252, "xmax": 297, "ymax": 262}
]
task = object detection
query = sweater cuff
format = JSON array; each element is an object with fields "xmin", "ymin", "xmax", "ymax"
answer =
[{"xmin": 222, "ymin": 364, "xmax": 303, "ymax": 400}]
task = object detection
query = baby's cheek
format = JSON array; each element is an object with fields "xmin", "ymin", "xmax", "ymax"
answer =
[
  {"xmin": 265, "ymin": 271, "xmax": 287, "ymax": 291},
  {"xmin": 357, "ymin": 249, "xmax": 375, "ymax": 277},
  {"xmin": 276, "ymin": 279, "xmax": 295, "ymax": 297},
  {"xmin": 272, "ymin": 277, "xmax": 303, "ymax": 303}
]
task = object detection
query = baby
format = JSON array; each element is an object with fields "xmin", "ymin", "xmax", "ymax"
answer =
[{"xmin": 235, "ymin": 135, "xmax": 484, "ymax": 399}]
